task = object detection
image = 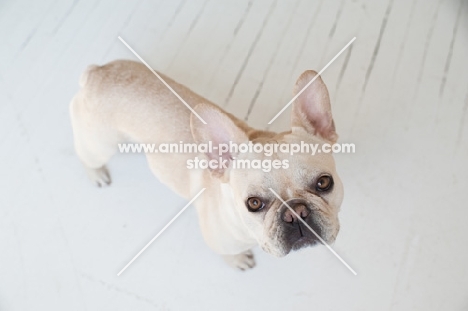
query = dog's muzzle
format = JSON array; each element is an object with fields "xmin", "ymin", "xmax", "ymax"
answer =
[{"xmin": 279, "ymin": 199, "xmax": 323, "ymax": 249}]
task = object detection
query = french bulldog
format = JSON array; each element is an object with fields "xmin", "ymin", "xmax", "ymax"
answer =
[{"xmin": 70, "ymin": 60, "xmax": 344, "ymax": 270}]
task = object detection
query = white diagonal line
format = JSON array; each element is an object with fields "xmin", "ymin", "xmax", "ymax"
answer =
[
  {"xmin": 269, "ymin": 188, "xmax": 357, "ymax": 275},
  {"xmin": 117, "ymin": 188, "xmax": 206, "ymax": 276},
  {"xmin": 268, "ymin": 37, "xmax": 356, "ymax": 124},
  {"xmin": 118, "ymin": 36, "xmax": 207, "ymax": 124}
]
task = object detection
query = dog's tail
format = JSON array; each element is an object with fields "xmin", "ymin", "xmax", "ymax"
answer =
[{"xmin": 79, "ymin": 65, "xmax": 99, "ymax": 87}]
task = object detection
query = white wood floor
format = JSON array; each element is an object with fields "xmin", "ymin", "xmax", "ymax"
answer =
[{"xmin": 1, "ymin": 0, "xmax": 467, "ymax": 310}]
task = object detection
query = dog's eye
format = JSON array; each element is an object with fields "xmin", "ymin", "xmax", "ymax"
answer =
[
  {"xmin": 316, "ymin": 175, "xmax": 333, "ymax": 192},
  {"xmin": 246, "ymin": 197, "xmax": 265, "ymax": 212}
]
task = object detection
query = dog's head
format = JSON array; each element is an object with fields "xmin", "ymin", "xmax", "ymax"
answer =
[{"xmin": 191, "ymin": 71, "xmax": 344, "ymax": 257}]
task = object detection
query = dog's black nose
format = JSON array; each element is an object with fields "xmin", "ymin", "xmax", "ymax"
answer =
[{"xmin": 282, "ymin": 202, "xmax": 310, "ymax": 223}]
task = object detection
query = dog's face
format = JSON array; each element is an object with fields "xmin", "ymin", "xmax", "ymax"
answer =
[
  {"xmin": 227, "ymin": 133, "xmax": 343, "ymax": 257},
  {"xmin": 191, "ymin": 70, "xmax": 343, "ymax": 257}
]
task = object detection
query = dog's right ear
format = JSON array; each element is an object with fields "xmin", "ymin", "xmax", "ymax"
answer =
[
  {"xmin": 291, "ymin": 70, "xmax": 338, "ymax": 143},
  {"xmin": 190, "ymin": 103, "xmax": 248, "ymax": 179}
]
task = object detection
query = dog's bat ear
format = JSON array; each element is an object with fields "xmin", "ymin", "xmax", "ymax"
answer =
[
  {"xmin": 291, "ymin": 70, "xmax": 338, "ymax": 143},
  {"xmin": 190, "ymin": 103, "xmax": 248, "ymax": 179}
]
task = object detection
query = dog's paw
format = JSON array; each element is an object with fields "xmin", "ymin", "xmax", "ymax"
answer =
[
  {"xmin": 85, "ymin": 166, "xmax": 111, "ymax": 187},
  {"xmin": 222, "ymin": 250, "xmax": 256, "ymax": 271}
]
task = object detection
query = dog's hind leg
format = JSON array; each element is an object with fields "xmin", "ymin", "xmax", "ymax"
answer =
[{"xmin": 70, "ymin": 95, "xmax": 122, "ymax": 187}]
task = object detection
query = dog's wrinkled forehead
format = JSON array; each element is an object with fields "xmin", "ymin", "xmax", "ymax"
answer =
[{"xmin": 230, "ymin": 133, "xmax": 338, "ymax": 198}]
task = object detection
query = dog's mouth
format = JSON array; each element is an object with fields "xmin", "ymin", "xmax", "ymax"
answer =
[
  {"xmin": 284, "ymin": 220, "xmax": 325, "ymax": 253},
  {"xmin": 290, "ymin": 235, "xmax": 321, "ymax": 251},
  {"xmin": 264, "ymin": 219, "xmax": 335, "ymax": 257},
  {"xmin": 262, "ymin": 233, "xmax": 322, "ymax": 257}
]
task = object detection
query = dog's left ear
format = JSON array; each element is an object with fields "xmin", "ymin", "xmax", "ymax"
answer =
[
  {"xmin": 291, "ymin": 70, "xmax": 338, "ymax": 143},
  {"xmin": 190, "ymin": 103, "xmax": 248, "ymax": 180}
]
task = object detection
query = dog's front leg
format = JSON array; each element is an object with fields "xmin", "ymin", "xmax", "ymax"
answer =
[{"xmin": 222, "ymin": 250, "xmax": 256, "ymax": 271}]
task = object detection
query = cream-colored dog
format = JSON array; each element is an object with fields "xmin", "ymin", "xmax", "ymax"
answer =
[{"xmin": 70, "ymin": 60, "xmax": 344, "ymax": 270}]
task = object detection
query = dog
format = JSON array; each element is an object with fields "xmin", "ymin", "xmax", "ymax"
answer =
[{"xmin": 70, "ymin": 60, "xmax": 344, "ymax": 270}]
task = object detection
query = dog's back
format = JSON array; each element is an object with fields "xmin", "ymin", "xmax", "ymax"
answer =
[{"xmin": 69, "ymin": 60, "xmax": 207, "ymax": 194}]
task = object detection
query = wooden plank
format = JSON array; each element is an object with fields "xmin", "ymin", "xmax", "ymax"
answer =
[
  {"xmin": 204, "ymin": 0, "xmax": 277, "ymax": 108},
  {"xmin": 0, "ymin": 0, "xmax": 57, "ymax": 72},
  {"xmin": 150, "ymin": 0, "xmax": 210, "ymax": 71},
  {"xmin": 103, "ymin": 0, "xmax": 188, "ymax": 66},
  {"xmin": 100, "ymin": 0, "xmax": 166, "ymax": 63},
  {"xmin": 166, "ymin": 0, "xmax": 251, "ymax": 96},
  {"xmin": 435, "ymin": 0, "xmax": 468, "ymax": 153},
  {"xmin": 195, "ymin": 0, "xmax": 254, "ymax": 96},
  {"xmin": 267, "ymin": 0, "xmax": 348, "ymax": 132},
  {"xmin": 246, "ymin": 0, "xmax": 325, "ymax": 127},
  {"xmin": 224, "ymin": 0, "xmax": 301, "ymax": 120}
]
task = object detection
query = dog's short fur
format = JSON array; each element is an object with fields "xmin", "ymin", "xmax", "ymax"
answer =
[{"xmin": 70, "ymin": 60, "xmax": 344, "ymax": 270}]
